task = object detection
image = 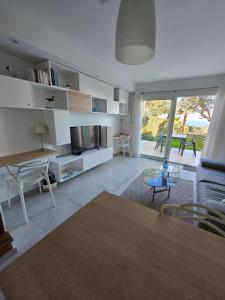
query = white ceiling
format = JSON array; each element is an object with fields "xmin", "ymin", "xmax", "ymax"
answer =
[{"xmin": 0, "ymin": 0, "xmax": 225, "ymax": 91}]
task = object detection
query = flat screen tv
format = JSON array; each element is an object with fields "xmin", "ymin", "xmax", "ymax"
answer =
[{"xmin": 70, "ymin": 126, "xmax": 100, "ymax": 155}]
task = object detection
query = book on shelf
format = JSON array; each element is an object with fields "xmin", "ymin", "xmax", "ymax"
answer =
[
  {"xmin": 27, "ymin": 68, "xmax": 50, "ymax": 85},
  {"xmin": 51, "ymin": 68, "xmax": 60, "ymax": 86}
]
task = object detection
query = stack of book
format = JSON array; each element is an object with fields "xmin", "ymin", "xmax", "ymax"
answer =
[{"xmin": 27, "ymin": 68, "xmax": 50, "ymax": 85}]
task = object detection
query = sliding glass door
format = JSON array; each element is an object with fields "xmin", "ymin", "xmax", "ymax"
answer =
[{"xmin": 140, "ymin": 98, "xmax": 177, "ymax": 160}]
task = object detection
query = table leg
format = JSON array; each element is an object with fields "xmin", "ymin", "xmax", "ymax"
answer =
[
  {"xmin": 160, "ymin": 140, "xmax": 163, "ymax": 153},
  {"xmin": 168, "ymin": 187, "xmax": 171, "ymax": 198},
  {"xmin": 152, "ymin": 186, "xmax": 155, "ymax": 201}
]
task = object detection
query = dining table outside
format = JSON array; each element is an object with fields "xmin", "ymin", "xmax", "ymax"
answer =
[{"xmin": 160, "ymin": 133, "xmax": 187, "ymax": 152}]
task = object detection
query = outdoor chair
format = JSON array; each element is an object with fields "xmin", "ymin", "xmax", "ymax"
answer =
[
  {"xmin": 154, "ymin": 133, "xmax": 164, "ymax": 152},
  {"xmin": 180, "ymin": 137, "xmax": 196, "ymax": 156}
]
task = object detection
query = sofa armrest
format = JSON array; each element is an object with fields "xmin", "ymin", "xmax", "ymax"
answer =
[{"xmin": 200, "ymin": 158, "xmax": 225, "ymax": 172}]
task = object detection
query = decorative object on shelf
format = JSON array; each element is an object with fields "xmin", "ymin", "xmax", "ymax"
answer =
[
  {"xmin": 100, "ymin": 0, "xmax": 156, "ymax": 65},
  {"xmin": 45, "ymin": 96, "xmax": 58, "ymax": 109},
  {"xmin": 34, "ymin": 124, "xmax": 48, "ymax": 150},
  {"xmin": 6, "ymin": 66, "xmax": 19, "ymax": 78}
]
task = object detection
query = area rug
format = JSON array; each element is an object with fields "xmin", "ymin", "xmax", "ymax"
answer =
[{"xmin": 121, "ymin": 171, "xmax": 193, "ymax": 212}]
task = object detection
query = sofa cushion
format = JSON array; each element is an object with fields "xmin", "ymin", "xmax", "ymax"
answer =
[
  {"xmin": 197, "ymin": 164, "xmax": 225, "ymax": 186},
  {"xmin": 201, "ymin": 158, "xmax": 225, "ymax": 172}
]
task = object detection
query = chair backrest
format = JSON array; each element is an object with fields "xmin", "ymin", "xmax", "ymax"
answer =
[
  {"xmin": 7, "ymin": 159, "xmax": 49, "ymax": 183},
  {"xmin": 159, "ymin": 202, "xmax": 225, "ymax": 237}
]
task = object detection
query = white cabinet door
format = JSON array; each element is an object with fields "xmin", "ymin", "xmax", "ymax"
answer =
[
  {"xmin": 101, "ymin": 82, "xmax": 113, "ymax": 100},
  {"xmin": 44, "ymin": 110, "xmax": 71, "ymax": 146},
  {"xmin": 108, "ymin": 100, "xmax": 119, "ymax": 114},
  {"xmin": 79, "ymin": 73, "xmax": 101, "ymax": 98},
  {"xmin": 54, "ymin": 110, "xmax": 71, "ymax": 145},
  {"xmin": 119, "ymin": 103, "xmax": 128, "ymax": 115},
  {"xmin": 120, "ymin": 89, "xmax": 129, "ymax": 104},
  {"xmin": 0, "ymin": 75, "xmax": 33, "ymax": 108},
  {"xmin": 101, "ymin": 82, "xmax": 119, "ymax": 114},
  {"xmin": 83, "ymin": 148, "xmax": 113, "ymax": 171}
]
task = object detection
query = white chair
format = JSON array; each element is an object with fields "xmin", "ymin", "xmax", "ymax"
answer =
[
  {"xmin": 115, "ymin": 135, "xmax": 131, "ymax": 159},
  {"xmin": 4, "ymin": 159, "xmax": 55, "ymax": 225},
  {"xmin": 159, "ymin": 202, "xmax": 225, "ymax": 237}
]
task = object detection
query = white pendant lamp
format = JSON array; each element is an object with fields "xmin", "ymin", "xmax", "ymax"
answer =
[{"xmin": 115, "ymin": 0, "xmax": 156, "ymax": 65}]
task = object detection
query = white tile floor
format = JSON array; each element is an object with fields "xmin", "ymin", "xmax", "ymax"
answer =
[{"xmin": 0, "ymin": 156, "xmax": 196, "ymax": 270}]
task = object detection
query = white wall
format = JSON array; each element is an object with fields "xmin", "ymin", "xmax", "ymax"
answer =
[
  {"xmin": 0, "ymin": 108, "xmax": 46, "ymax": 202},
  {"xmin": 0, "ymin": 108, "xmax": 44, "ymax": 156}
]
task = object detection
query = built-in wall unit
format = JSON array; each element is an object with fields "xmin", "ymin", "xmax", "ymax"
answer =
[{"xmin": 0, "ymin": 49, "xmax": 130, "ymax": 201}]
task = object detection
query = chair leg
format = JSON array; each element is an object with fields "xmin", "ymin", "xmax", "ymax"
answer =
[
  {"xmin": 38, "ymin": 181, "xmax": 42, "ymax": 194},
  {"xmin": 154, "ymin": 140, "xmax": 159, "ymax": 151},
  {"xmin": 181, "ymin": 143, "xmax": 185, "ymax": 156},
  {"xmin": 19, "ymin": 185, "xmax": 28, "ymax": 224},
  {"xmin": 178, "ymin": 140, "xmax": 182, "ymax": 153},
  {"xmin": 193, "ymin": 142, "xmax": 197, "ymax": 157},
  {"xmin": 7, "ymin": 181, "xmax": 11, "ymax": 208},
  {"xmin": 123, "ymin": 146, "xmax": 126, "ymax": 159},
  {"xmin": 46, "ymin": 176, "xmax": 55, "ymax": 208},
  {"xmin": 0, "ymin": 204, "xmax": 7, "ymax": 231},
  {"xmin": 128, "ymin": 143, "xmax": 131, "ymax": 156}
]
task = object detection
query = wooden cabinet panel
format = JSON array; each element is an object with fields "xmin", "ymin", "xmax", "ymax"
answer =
[{"xmin": 68, "ymin": 91, "xmax": 92, "ymax": 113}]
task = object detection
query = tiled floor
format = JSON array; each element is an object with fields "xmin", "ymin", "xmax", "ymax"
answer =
[
  {"xmin": 141, "ymin": 140, "xmax": 201, "ymax": 167},
  {"xmin": 0, "ymin": 156, "xmax": 196, "ymax": 270}
]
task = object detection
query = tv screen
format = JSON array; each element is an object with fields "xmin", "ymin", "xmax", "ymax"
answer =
[{"xmin": 70, "ymin": 126, "xmax": 100, "ymax": 155}]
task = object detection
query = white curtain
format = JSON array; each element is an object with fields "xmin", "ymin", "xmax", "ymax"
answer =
[
  {"xmin": 130, "ymin": 92, "xmax": 143, "ymax": 156},
  {"xmin": 202, "ymin": 83, "xmax": 225, "ymax": 160}
]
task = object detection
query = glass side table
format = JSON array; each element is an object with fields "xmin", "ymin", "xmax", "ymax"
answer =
[{"xmin": 143, "ymin": 166, "xmax": 180, "ymax": 201}]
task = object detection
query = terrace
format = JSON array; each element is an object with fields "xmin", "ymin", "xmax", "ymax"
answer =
[{"xmin": 140, "ymin": 96, "xmax": 214, "ymax": 168}]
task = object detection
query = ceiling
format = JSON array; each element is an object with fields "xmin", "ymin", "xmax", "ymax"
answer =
[{"xmin": 0, "ymin": 0, "xmax": 225, "ymax": 91}]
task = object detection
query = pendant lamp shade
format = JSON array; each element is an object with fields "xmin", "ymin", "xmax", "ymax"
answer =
[{"xmin": 115, "ymin": 0, "xmax": 156, "ymax": 65}]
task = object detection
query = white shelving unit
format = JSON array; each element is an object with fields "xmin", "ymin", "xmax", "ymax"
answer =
[
  {"xmin": 38, "ymin": 59, "xmax": 129, "ymax": 115},
  {"xmin": 49, "ymin": 147, "xmax": 113, "ymax": 183},
  {"xmin": 0, "ymin": 59, "xmax": 129, "ymax": 115}
]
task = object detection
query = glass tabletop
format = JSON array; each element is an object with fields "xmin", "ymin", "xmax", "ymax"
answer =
[
  {"xmin": 159, "ymin": 164, "xmax": 180, "ymax": 174},
  {"xmin": 143, "ymin": 167, "xmax": 179, "ymax": 188}
]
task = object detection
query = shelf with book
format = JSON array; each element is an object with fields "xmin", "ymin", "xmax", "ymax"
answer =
[
  {"xmin": 27, "ymin": 68, "xmax": 50, "ymax": 85},
  {"xmin": 48, "ymin": 61, "xmax": 79, "ymax": 90}
]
